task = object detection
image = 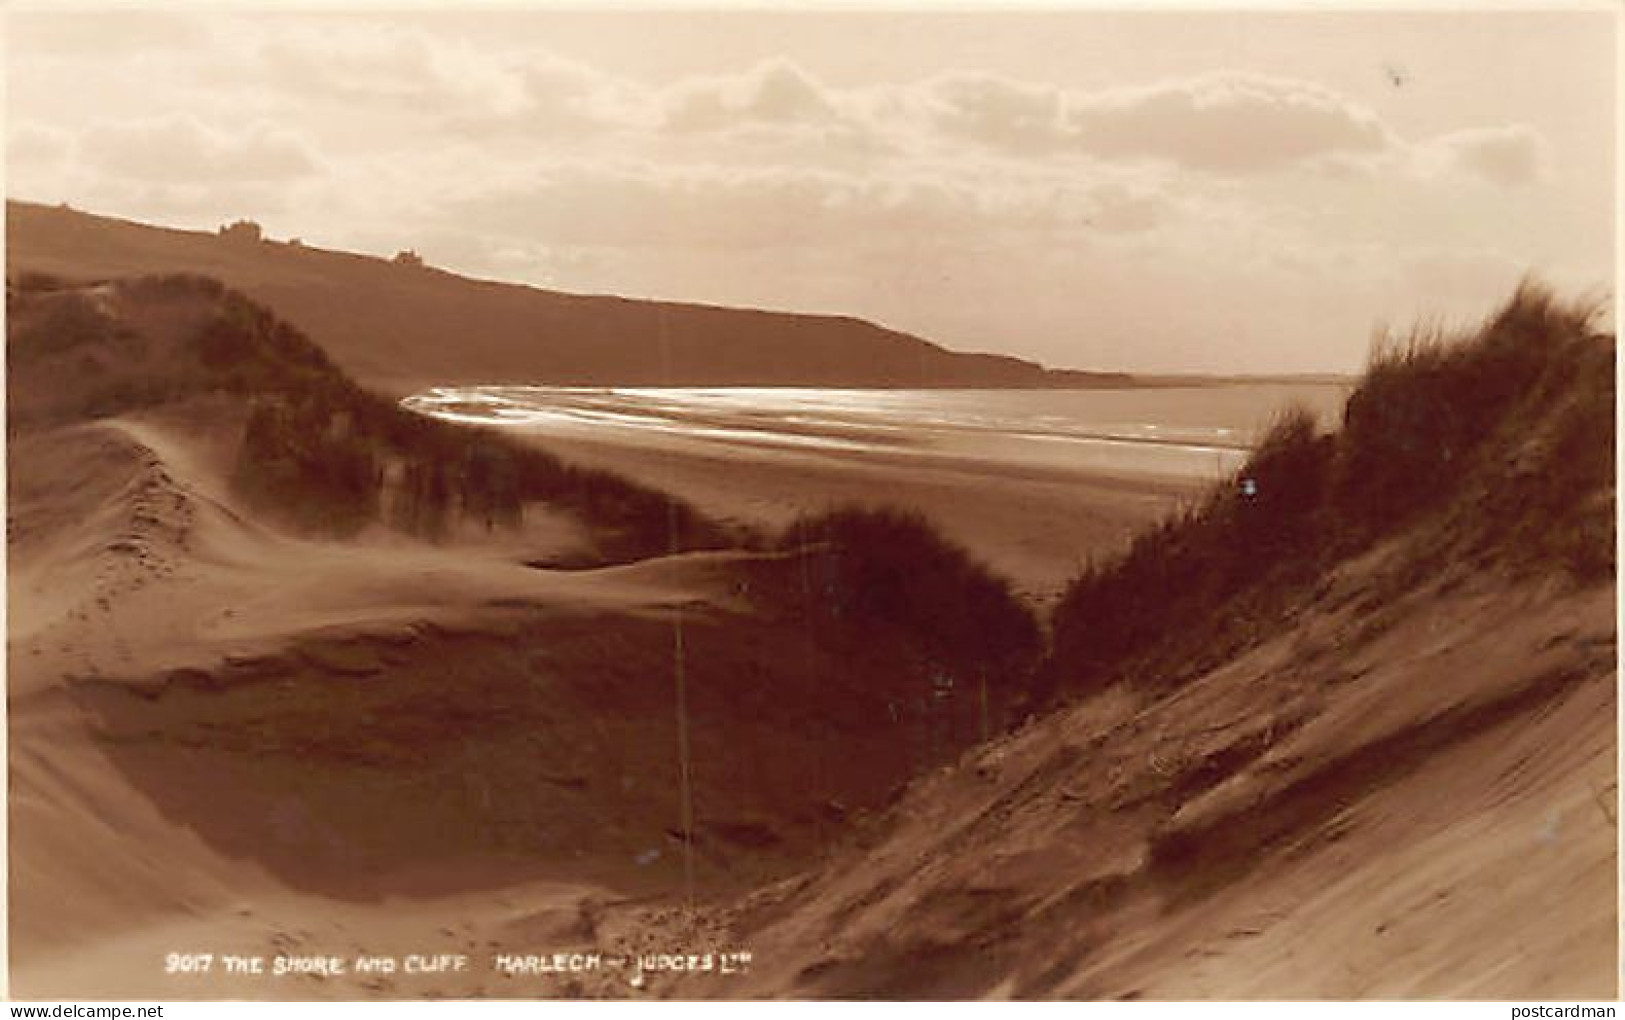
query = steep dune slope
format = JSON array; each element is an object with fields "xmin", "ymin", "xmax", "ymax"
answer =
[
  {"xmin": 702, "ymin": 562, "xmax": 1613, "ymax": 999},
  {"xmin": 645, "ymin": 286, "xmax": 1619, "ymax": 1000}
]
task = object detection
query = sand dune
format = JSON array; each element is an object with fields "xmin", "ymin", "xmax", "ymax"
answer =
[
  {"xmin": 693, "ymin": 560, "xmax": 1615, "ymax": 999},
  {"xmin": 8, "ymin": 399, "xmax": 1002, "ymax": 997},
  {"xmin": 7, "ymin": 273, "xmax": 1614, "ymax": 1000}
]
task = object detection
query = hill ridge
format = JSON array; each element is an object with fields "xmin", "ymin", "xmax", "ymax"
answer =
[{"xmin": 7, "ymin": 200, "xmax": 1132, "ymax": 391}]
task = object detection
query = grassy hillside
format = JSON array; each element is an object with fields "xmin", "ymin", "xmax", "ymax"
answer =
[
  {"xmin": 7, "ymin": 201, "xmax": 1132, "ymax": 391},
  {"xmin": 1045, "ymin": 282, "xmax": 1614, "ymax": 702},
  {"xmin": 6, "ymin": 272, "xmax": 729, "ymax": 561}
]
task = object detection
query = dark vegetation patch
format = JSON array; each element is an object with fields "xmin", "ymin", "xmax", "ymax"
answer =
[{"xmin": 777, "ymin": 506, "xmax": 1043, "ymax": 748}]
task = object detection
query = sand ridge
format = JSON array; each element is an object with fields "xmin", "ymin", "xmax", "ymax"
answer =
[{"xmin": 8, "ymin": 399, "xmax": 1016, "ymax": 997}]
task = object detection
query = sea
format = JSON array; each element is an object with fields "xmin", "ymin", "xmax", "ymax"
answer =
[{"xmin": 401, "ymin": 383, "xmax": 1352, "ymax": 484}]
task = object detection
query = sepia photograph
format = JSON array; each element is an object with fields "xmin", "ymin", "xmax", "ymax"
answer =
[{"xmin": 3, "ymin": 2, "xmax": 1619, "ymax": 1003}]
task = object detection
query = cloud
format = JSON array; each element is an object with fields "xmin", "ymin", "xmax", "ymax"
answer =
[
  {"xmin": 1423, "ymin": 125, "xmax": 1548, "ymax": 187},
  {"xmin": 922, "ymin": 73, "xmax": 1064, "ymax": 154},
  {"xmin": 424, "ymin": 157, "xmax": 1185, "ymax": 276},
  {"xmin": 651, "ymin": 64, "xmax": 1403, "ymax": 177},
  {"xmin": 79, "ymin": 116, "xmax": 320, "ymax": 183},
  {"xmin": 243, "ymin": 26, "xmax": 529, "ymax": 126},
  {"xmin": 513, "ymin": 54, "xmax": 648, "ymax": 132},
  {"xmin": 908, "ymin": 71, "xmax": 1396, "ymax": 173},
  {"xmin": 663, "ymin": 59, "xmax": 841, "ymax": 133},
  {"xmin": 442, "ymin": 164, "xmax": 963, "ymax": 252},
  {"xmin": 55, "ymin": 19, "xmax": 1425, "ymax": 187},
  {"xmin": 1061, "ymin": 73, "xmax": 1395, "ymax": 172},
  {"xmin": 2, "ymin": 10, "xmax": 1611, "ymax": 379},
  {"xmin": 243, "ymin": 28, "xmax": 652, "ymax": 138}
]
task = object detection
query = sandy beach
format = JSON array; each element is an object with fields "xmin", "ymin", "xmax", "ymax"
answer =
[{"xmin": 398, "ymin": 383, "xmax": 1349, "ymax": 603}]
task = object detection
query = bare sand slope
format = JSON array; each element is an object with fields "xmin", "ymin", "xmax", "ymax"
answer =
[
  {"xmin": 7, "ymin": 415, "xmax": 648, "ymax": 988},
  {"xmin": 666, "ymin": 550, "xmax": 1615, "ymax": 999},
  {"xmin": 10, "ymin": 417, "xmax": 611, "ymax": 698},
  {"xmin": 6, "ymin": 413, "xmax": 955, "ymax": 999}
]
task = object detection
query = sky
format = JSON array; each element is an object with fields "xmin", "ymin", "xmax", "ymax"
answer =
[{"xmin": 5, "ymin": 6, "xmax": 1618, "ymax": 374}]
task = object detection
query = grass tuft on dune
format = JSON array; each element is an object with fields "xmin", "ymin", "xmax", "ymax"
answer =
[
  {"xmin": 779, "ymin": 506, "xmax": 1043, "ymax": 734},
  {"xmin": 7, "ymin": 271, "xmax": 732, "ymax": 561},
  {"xmin": 1047, "ymin": 281, "xmax": 1614, "ymax": 702}
]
